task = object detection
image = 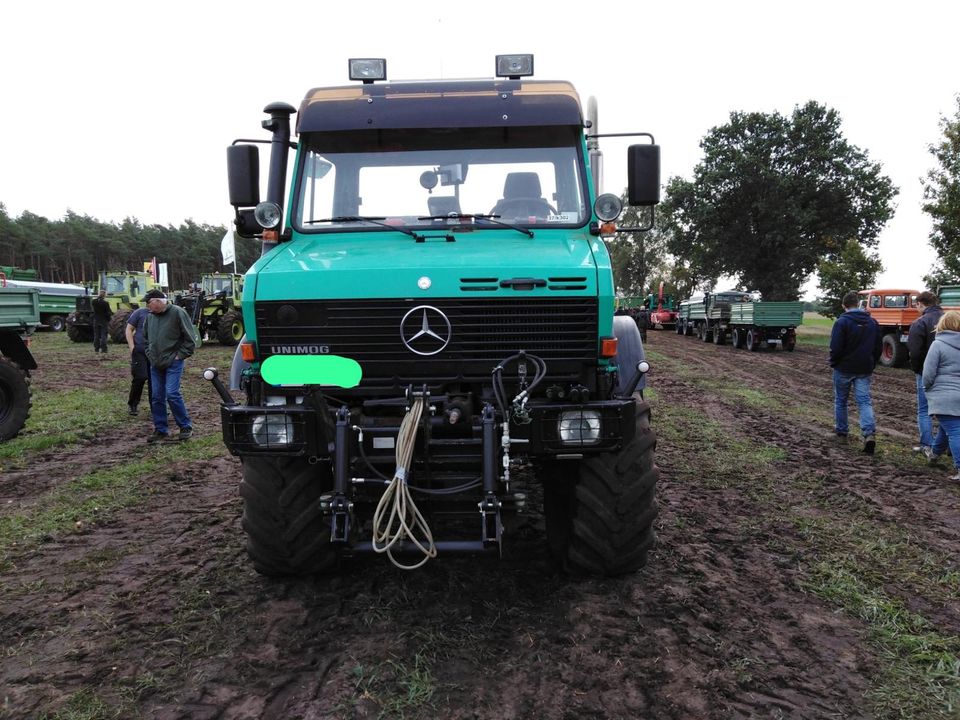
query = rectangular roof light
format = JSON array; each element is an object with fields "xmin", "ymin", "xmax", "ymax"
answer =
[
  {"xmin": 495, "ymin": 54, "xmax": 534, "ymax": 79},
  {"xmin": 348, "ymin": 58, "xmax": 387, "ymax": 83}
]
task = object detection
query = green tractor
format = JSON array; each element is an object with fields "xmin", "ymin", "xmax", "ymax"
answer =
[
  {"xmin": 66, "ymin": 271, "xmax": 163, "ymax": 343},
  {"xmin": 175, "ymin": 273, "xmax": 245, "ymax": 345}
]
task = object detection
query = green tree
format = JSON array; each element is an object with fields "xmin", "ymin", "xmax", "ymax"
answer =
[
  {"xmin": 815, "ymin": 238, "xmax": 883, "ymax": 318},
  {"xmin": 922, "ymin": 94, "xmax": 960, "ymax": 280},
  {"xmin": 664, "ymin": 101, "xmax": 897, "ymax": 300}
]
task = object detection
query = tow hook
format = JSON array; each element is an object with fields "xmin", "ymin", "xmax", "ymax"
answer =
[{"xmin": 203, "ymin": 367, "xmax": 237, "ymax": 406}]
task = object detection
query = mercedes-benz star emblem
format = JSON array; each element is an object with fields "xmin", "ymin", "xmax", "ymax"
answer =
[{"xmin": 400, "ymin": 305, "xmax": 452, "ymax": 356}]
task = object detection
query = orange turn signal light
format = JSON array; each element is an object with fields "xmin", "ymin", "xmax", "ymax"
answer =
[
  {"xmin": 599, "ymin": 222, "xmax": 617, "ymax": 236},
  {"xmin": 262, "ymin": 229, "xmax": 279, "ymax": 242},
  {"xmin": 240, "ymin": 342, "xmax": 257, "ymax": 362},
  {"xmin": 600, "ymin": 337, "xmax": 618, "ymax": 358}
]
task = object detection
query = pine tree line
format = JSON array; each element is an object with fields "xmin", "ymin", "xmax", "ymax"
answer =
[{"xmin": 0, "ymin": 204, "xmax": 259, "ymax": 290}]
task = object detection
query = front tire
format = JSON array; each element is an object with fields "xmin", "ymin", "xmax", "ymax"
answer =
[
  {"xmin": 0, "ymin": 358, "xmax": 31, "ymax": 442},
  {"xmin": 880, "ymin": 334, "xmax": 907, "ymax": 368},
  {"xmin": 66, "ymin": 312, "xmax": 92, "ymax": 342},
  {"xmin": 542, "ymin": 396, "xmax": 659, "ymax": 575},
  {"xmin": 108, "ymin": 309, "xmax": 132, "ymax": 344},
  {"xmin": 239, "ymin": 456, "xmax": 339, "ymax": 576},
  {"xmin": 217, "ymin": 310, "xmax": 244, "ymax": 346}
]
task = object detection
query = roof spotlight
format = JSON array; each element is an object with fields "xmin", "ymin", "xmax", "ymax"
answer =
[
  {"xmin": 349, "ymin": 58, "xmax": 387, "ymax": 83},
  {"xmin": 495, "ymin": 54, "xmax": 534, "ymax": 79}
]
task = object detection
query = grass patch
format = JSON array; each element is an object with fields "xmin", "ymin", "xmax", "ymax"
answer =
[
  {"xmin": 0, "ymin": 435, "xmax": 225, "ymax": 564},
  {"xmin": 803, "ymin": 560, "xmax": 960, "ymax": 719},
  {"xmin": 0, "ymin": 384, "xmax": 128, "ymax": 459}
]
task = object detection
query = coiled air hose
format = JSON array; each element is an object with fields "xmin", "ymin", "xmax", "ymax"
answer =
[{"xmin": 371, "ymin": 396, "xmax": 438, "ymax": 570}]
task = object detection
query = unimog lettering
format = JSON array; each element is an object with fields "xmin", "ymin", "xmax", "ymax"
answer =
[{"xmin": 207, "ymin": 54, "xmax": 663, "ymax": 577}]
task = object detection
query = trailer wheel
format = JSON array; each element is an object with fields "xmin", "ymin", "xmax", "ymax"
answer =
[
  {"xmin": 66, "ymin": 312, "xmax": 92, "ymax": 343},
  {"xmin": 217, "ymin": 310, "xmax": 244, "ymax": 346},
  {"xmin": 730, "ymin": 327, "xmax": 741, "ymax": 349},
  {"xmin": 108, "ymin": 309, "xmax": 132, "ymax": 344},
  {"xmin": 541, "ymin": 395, "xmax": 658, "ymax": 575},
  {"xmin": 746, "ymin": 328, "xmax": 761, "ymax": 351},
  {"xmin": 879, "ymin": 334, "xmax": 907, "ymax": 368},
  {"xmin": 0, "ymin": 357, "xmax": 31, "ymax": 442},
  {"xmin": 240, "ymin": 456, "xmax": 339, "ymax": 576},
  {"xmin": 47, "ymin": 315, "xmax": 66, "ymax": 332}
]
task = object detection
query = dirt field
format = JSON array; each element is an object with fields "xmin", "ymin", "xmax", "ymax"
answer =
[{"xmin": 2, "ymin": 330, "xmax": 959, "ymax": 719}]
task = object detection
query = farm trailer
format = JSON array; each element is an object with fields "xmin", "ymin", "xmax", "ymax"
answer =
[
  {"xmin": 722, "ymin": 301, "xmax": 803, "ymax": 351},
  {"xmin": 1, "ymin": 278, "xmax": 87, "ymax": 332},
  {"xmin": 205, "ymin": 54, "xmax": 663, "ymax": 577},
  {"xmin": 0, "ymin": 286, "xmax": 40, "ymax": 441},
  {"xmin": 676, "ymin": 291, "xmax": 752, "ymax": 341}
]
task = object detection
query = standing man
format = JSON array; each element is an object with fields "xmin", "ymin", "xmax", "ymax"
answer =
[
  {"xmin": 829, "ymin": 291, "xmax": 883, "ymax": 454},
  {"xmin": 907, "ymin": 290, "xmax": 945, "ymax": 457},
  {"xmin": 142, "ymin": 289, "xmax": 199, "ymax": 442},
  {"xmin": 125, "ymin": 304, "xmax": 151, "ymax": 416},
  {"xmin": 91, "ymin": 289, "xmax": 112, "ymax": 356},
  {"xmin": 636, "ymin": 301, "xmax": 651, "ymax": 343}
]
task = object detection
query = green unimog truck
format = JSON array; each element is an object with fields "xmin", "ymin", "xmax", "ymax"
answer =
[{"xmin": 208, "ymin": 55, "xmax": 661, "ymax": 576}]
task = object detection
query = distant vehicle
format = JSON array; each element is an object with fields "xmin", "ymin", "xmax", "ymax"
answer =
[
  {"xmin": 0, "ymin": 286, "xmax": 40, "ymax": 441},
  {"xmin": 66, "ymin": 271, "xmax": 164, "ymax": 344},
  {"xmin": 858, "ymin": 288, "xmax": 919, "ymax": 368},
  {"xmin": 0, "ymin": 278, "xmax": 87, "ymax": 332},
  {"xmin": 174, "ymin": 272, "xmax": 245, "ymax": 345},
  {"xmin": 647, "ymin": 282, "xmax": 677, "ymax": 329}
]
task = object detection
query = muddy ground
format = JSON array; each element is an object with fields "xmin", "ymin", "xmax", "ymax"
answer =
[{"xmin": 1, "ymin": 330, "xmax": 958, "ymax": 719}]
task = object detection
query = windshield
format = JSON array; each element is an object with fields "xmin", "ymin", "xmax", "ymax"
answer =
[
  {"xmin": 293, "ymin": 127, "xmax": 588, "ymax": 233},
  {"xmin": 203, "ymin": 276, "xmax": 234, "ymax": 295},
  {"xmin": 101, "ymin": 274, "xmax": 128, "ymax": 294}
]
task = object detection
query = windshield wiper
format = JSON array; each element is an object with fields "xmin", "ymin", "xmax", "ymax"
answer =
[
  {"xmin": 307, "ymin": 215, "xmax": 425, "ymax": 241},
  {"xmin": 417, "ymin": 213, "xmax": 534, "ymax": 238}
]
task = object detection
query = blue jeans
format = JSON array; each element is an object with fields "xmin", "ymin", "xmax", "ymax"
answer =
[
  {"xmin": 931, "ymin": 415, "xmax": 960, "ymax": 469},
  {"xmin": 150, "ymin": 359, "xmax": 191, "ymax": 434},
  {"xmin": 833, "ymin": 370, "xmax": 875, "ymax": 437},
  {"xmin": 916, "ymin": 375, "xmax": 935, "ymax": 447}
]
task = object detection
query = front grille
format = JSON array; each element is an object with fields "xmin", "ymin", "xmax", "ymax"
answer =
[{"xmin": 256, "ymin": 297, "xmax": 598, "ymax": 384}]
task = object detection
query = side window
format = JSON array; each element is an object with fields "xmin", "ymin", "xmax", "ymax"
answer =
[
  {"xmin": 869, "ymin": 295, "xmax": 882, "ymax": 309},
  {"xmin": 884, "ymin": 295, "xmax": 907, "ymax": 308}
]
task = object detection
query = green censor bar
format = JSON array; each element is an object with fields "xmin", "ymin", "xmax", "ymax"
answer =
[{"xmin": 261, "ymin": 355, "xmax": 363, "ymax": 388}]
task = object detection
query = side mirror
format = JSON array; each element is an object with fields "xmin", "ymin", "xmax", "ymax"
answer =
[
  {"xmin": 627, "ymin": 144, "xmax": 660, "ymax": 206},
  {"xmin": 227, "ymin": 145, "xmax": 260, "ymax": 207}
]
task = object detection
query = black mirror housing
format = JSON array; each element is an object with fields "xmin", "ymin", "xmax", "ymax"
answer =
[
  {"xmin": 627, "ymin": 144, "xmax": 660, "ymax": 206},
  {"xmin": 234, "ymin": 208, "xmax": 261, "ymax": 238},
  {"xmin": 227, "ymin": 145, "xmax": 260, "ymax": 207}
]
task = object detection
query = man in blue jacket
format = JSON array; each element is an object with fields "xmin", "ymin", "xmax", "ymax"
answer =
[{"xmin": 829, "ymin": 291, "xmax": 883, "ymax": 454}]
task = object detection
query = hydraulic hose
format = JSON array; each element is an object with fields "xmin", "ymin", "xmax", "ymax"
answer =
[{"xmin": 371, "ymin": 396, "xmax": 438, "ymax": 570}]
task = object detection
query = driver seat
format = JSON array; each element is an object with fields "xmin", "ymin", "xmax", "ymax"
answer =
[{"xmin": 491, "ymin": 172, "xmax": 551, "ymax": 217}]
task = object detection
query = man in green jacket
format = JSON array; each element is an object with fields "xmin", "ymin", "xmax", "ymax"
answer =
[{"xmin": 142, "ymin": 289, "xmax": 199, "ymax": 442}]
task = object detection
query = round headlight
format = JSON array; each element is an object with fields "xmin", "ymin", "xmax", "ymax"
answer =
[
  {"xmin": 254, "ymin": 201, "xmax": 282, "ymax": 229},
  {"xmin": 593, "ymin": 193, "xmax": 623, "ymax": 222}
]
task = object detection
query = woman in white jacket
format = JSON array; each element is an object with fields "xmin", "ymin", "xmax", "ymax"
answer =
[{"xmin": 922, "ymin": 310, "xmax": 960, "ymax": 480}]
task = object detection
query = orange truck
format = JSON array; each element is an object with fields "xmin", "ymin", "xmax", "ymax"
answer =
[{"xmin": 858, "ymin": 288, "xmax": 919, "ymax": 368}]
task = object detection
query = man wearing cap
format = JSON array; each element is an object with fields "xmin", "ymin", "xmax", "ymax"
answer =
[
  {"xmin": 91, "ymin": 289, "xmax": 112, "ymax": 356},
  {"xmin": 142, "ymin": 289, "xmax": 199, "ymax": 442}
]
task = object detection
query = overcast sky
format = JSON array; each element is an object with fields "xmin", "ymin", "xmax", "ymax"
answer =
[{"xmin": 2, "ymin": 0, "xmax": 957, "ymax": 297}]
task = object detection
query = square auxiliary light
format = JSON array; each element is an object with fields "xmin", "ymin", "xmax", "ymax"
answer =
[
  {"xmin": 348, "ymin": 58, "xmax": 387, "ymax": 83},
  {"xmin": 495, "ymin": 54, "xmax": 534, "ymax": 79}
]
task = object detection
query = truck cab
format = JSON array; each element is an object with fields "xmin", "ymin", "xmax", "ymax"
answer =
[
  {"xmin": 858, "ymin": 288, "xmax": 919, "ymax": 368},
  {"xmin": 213, "ymin": 56, "xmax": 661, "ymax": 576}
]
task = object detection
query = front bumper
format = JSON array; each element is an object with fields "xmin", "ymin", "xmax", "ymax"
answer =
[{"xmin": 218, "ymin": 398, "xmax": 636, "ymax": 458}]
